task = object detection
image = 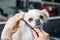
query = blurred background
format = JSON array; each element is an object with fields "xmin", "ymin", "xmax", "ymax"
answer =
[
  {"xmin": 0, "ymin": 0, "xmax": 60, "ymax": 40},
  {"xmin": 0, "ymin": 0, "xmax": 60, "ymax": 19}
]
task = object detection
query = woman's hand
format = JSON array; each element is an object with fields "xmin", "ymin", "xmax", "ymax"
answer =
[
  {"xmin": 1, "ymin": 13, "xmax": 24, "ymax": 40},
  {"xmin": 32, "ymin": 28, "xmax": 50, "ymax": 40}
]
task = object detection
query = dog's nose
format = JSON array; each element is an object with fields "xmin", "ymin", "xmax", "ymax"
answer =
[{"xmin": 35, "ymin": 19, "xmax": 41, "ymax": 25}]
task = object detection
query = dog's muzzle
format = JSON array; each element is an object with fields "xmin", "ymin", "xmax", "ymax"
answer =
[{"xmin": 35, "ymin": 19, "xmax": 41, "ymax": 26}]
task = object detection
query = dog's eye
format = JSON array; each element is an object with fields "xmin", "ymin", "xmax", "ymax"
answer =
[
  {"xmin": 28, "ymin": 18, "xmax": 33, "ymax": 21},
  {"xmin": 39, "ymin": 15, "xmax": 43, "ymax": 20}
]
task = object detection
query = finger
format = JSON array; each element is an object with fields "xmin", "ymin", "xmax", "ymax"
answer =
[
  {"xmin": 34, "ymin": 28, "xmax": 45, "ymax": 36},
  {"xmin": 34, "ymin": 28, "xmax": 42, "ymax": 33},
  {"xmin": 37, "ymin": 26, "xmax": 46, "ymax": 33},
  {"xmin": 15, "ymin": 12, "xmax": 25, "ymax": 18},
  {"xmin": 9, "ymin": 14, "xmax": 24, "ymax": 24},
  {"xmin": 32, "ymin": 30, "xmax": 38, "ymax": 39},
  {"xmin": 40, "ymin": 27, "xmax": 49, "ymax": 36},
  {"xmin": 39, "ymin": 27, "xmax": 47, "ymax": 34},
  {"xmin": 14, "ymin": 13, "xmax": 25, "ymax": 22},
  {"xmin": 42, "ymin": 30, "xmax": 49, "ymax": 36}
]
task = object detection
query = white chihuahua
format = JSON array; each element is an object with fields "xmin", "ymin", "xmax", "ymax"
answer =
[{"xmin": 12, "ymin": 9, "xmax": 49, "ymax": 40}]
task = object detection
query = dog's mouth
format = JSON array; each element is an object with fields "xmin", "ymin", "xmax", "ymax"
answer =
[{"xmin": 35, "ymin": 25, "xmax": 42, "ymax": 29}]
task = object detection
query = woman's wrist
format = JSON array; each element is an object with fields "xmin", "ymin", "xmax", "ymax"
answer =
[{"xmin": 1, "ymin": 28, "xmax": 12, "ymax": 40}]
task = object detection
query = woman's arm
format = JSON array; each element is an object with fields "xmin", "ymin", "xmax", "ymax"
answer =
[{"xmin": 1, "ymin": 13, "xmax": 24, "ymax": 40}]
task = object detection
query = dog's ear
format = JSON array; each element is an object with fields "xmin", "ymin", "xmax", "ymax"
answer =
[
  {"xmin": 41, "ymin": 9, "xmax": 49, "ymax": 18},
  {"xmin": 41, "ymin": 9, "xmax": 49, "ymax": 23}
]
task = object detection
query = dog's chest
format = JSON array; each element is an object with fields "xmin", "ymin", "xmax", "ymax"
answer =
[{"xmin": 21, "ymin": 26, "xmax": 34, "ymax": 40}]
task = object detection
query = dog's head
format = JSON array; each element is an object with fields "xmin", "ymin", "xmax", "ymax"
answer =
[{"xmin": 23, "ymin": 9, "xmax": 49, "ymax": 28}]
